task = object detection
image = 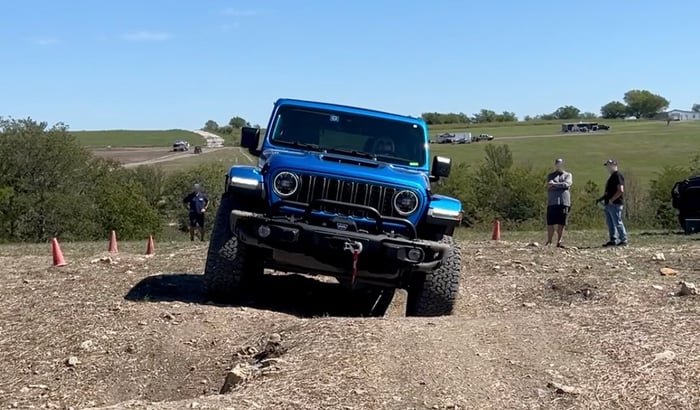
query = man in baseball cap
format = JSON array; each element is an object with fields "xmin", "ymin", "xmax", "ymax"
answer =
[
  {"xmin": 545, "ymin": 158, "xmax": 573, "ymax": 247},
  {"xmin": 599, "ymin": 159, "xmax": 628, "ymax": 246}
]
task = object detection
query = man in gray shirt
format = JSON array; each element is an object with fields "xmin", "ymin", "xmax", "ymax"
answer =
[{"xmin": 546, "ymin": 158, "xmax": 573, "ymax": 247}]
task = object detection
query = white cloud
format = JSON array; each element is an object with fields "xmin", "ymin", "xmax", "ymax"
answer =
[
  {"xmin": 221, "ymin": 8, "xmax": 258, "ymax": 17},
  {"xmin": 32, "ymin": 37, "xmax": 58, "ymax": 46},
  {"xmin": 220, "ymin": 22, "xmax": 241, "ymax": 32},
  {"xmin": 122, "ymin": 31, "xmax": 172, "ymax": 42}
]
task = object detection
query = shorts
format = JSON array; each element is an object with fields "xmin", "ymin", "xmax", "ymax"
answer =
[
  {"xmin": 546, "ymin": 205, "xmax": 570, "ymax": 226},
  {"xmin": 189, "ymin": 212, "xmax": 205, "ymax": 228}
]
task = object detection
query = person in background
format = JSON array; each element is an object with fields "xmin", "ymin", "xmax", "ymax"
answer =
[
  {"xmin": 545, "ymin": 158, "xmax": 573, "ymax": 247},
  {"xmin": 183, "ymin": 183, "xmax": 209, "ymax": 241},
  {"xmin": 600, "ymin": 159, "xmax": 628, "ymax": 247}
]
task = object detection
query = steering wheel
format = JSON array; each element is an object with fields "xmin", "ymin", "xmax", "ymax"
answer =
[{"xmin": 372, "ymin": 137, "xmax": 395, "ymax": 154}]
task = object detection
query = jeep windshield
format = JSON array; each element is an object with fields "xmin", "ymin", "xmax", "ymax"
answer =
[{"xmin": 269, "ymin": 105, "xmax": 427, "ymax": 167}]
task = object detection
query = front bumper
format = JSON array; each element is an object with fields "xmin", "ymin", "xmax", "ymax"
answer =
[{"xmin": 230, "ymin": 201, "xmax": 449, "ymax": 285}]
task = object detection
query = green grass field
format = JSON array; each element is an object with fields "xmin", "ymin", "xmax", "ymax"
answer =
[
  {"xmin": 86, "ymin": 120, "xmax": 699, "ymax": 186},
  {"xmin": 429, "ymin": 120, "xmax": 700, "ymax": 185},
  {"xmin": 156, "ymin": 147, "xmax": 255, "ymax": 172},
  {"xmin": 72, "ymin": 129, "xmax": 204, "ymax": 148}
]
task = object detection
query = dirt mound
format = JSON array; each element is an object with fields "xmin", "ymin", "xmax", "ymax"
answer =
[{"xmin": 0, "ymin": 240, "xmax": 698, "ymax": 409}]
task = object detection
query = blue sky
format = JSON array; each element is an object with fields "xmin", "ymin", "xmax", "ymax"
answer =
[{"xmin": 1, "ymin": 0, "xmax": 697, "ymax": 130}]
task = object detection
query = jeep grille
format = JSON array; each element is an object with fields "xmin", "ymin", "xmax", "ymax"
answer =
[{"xmin": 287, "ymin": 174, "xmax": 405, "ymax": 218}]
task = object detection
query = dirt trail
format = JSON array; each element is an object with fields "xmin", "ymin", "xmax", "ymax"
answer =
[
  {"xmin": 0, "ymin": 240, "xmax": 698, "ymax": 409},
  {"xmin": 191, "ymin": 130, "xmax": 225, "ymax": 148}
]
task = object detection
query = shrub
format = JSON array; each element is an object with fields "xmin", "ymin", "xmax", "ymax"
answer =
[
  {"xmin": 162, "ymin": 162, "xmax": 228, "ymax": 235},
  {"xmin": 0, "ymin": 118, "xmax": 161, "ymax": 242},
  {"xmin": 648, "ymin": 166, "xmax": 691, "ymax": 229},
  {"xmin": 435, "ymin": 144, "xmax": 547, "ymax": 228}
]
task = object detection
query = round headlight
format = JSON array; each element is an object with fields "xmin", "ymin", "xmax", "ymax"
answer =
[
  {"xmin": 273, "ymin": 171, "xmax": 300, "ymax": 197},
  {"xmin": 393, "ymin": 190, "xmax": 419, "ymax": 216}
]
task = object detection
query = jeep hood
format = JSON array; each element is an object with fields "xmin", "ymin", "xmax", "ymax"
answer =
[{"xmin": 261, "ymin": 149, "xmax": 430, "ymax": 191}]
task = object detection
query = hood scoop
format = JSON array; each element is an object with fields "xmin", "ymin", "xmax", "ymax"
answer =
[{"xmin": 320, "ymin": 154, "xmax": 380, "ymax": 168}]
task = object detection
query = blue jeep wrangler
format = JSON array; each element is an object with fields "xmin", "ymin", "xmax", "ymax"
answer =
[{"xmin": 204, "ymin": 99, "xmax": 464, "ymax": 316}]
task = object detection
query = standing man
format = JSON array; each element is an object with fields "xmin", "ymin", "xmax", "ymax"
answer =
[
  {"xmin": 183, "ymin": 183, "xmax": 209, "ymax": 241},
  {"xmin": 545, "ymin": 158, "xmax": 573, "ymax": 247},
  {"xmin": 600, "ymin": 159, "xmax": 628, "ymax": 246}
]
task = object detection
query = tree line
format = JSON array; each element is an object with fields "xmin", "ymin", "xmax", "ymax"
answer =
[
  {"xmin": 202, "ymin": 116, "xmax": 260, "ymax": 135},
  {"xmin": 421, "ymin": 89, "xmax": 697, "ymax": 124},
  {"xmin": 203, "ymin": 90, "xmax": 697, "ymax": 128}
]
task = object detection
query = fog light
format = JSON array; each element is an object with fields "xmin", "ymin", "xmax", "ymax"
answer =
[
  {"xmin": 257, "ymin": 225, "xmax": 271, "ymax": 238},
  {"xmin": 407, "ymin": 248, "xmax": 424, "ymax": 262}
]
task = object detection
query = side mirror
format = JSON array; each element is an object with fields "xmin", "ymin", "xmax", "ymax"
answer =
[
  {"xmin": 240, "ymin": 127, "xmax": 261, "ymax": 156},
  {"xmin": 431, "ymin": 155, "xmax": 451, "ymax": 180}
]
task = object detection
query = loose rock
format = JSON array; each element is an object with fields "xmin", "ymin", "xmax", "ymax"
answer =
[
  {"xmin": 678, "ymin": 281, "xmax": 697, "ymax": 296},
  {"xmin": 65, "ymin": 356, "xmax": 80, "ymax": 367},
  {"xmin": 659, "ymin": 267, "xmax": 679, "ymax": 276},
  {"xmin": 547, "ymin": 381, "xmax": 582, "ymax": 395},
  {"xmin": 219, "ymin": 364, "xmax": 249, "ymax": 394},
  {"xmin": 652, "ymin": 252, "xmax": 666, "ymax": 261}
]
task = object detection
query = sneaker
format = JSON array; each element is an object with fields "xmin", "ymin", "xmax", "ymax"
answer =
[
  {"xmin": 602, "ymin": 241, "xmax": 616, "ymax": 247},
  {"xmin": 556, "ymin": 243, "xmax": 566, "ymax": 249},
  {"xmin": 616, "ymin": 241, "xmax": 628, "ymax": 247}
]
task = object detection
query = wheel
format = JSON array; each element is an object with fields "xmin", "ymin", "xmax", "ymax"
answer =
[
  {"xmin": 203, "ymin": 193, "xmax": 264, "ymax": 302},
  {"xmin": 406, "ymin": 235, "xmax": 462, "ymax": 317}
]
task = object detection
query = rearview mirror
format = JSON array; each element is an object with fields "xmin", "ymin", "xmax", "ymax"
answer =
[
  {"xmin": 431, "ymin": 155, "xmax": 451, "ymax": 179},
  {"xmin": 240, "ymin": 127, "xmax": 261, "ymax": 156}
]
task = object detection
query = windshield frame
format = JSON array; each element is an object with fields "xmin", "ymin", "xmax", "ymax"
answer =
[{"xmin": 265, "ymin": 103, "xmax": 429, "ymax": 168}]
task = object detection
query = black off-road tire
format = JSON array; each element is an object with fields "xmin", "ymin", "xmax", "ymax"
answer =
[
  {"xmin": 203, "ymin": 193, "xmax": 264, "ymax": 303},
  {"xmin": 406, "ymin": 235, "xmax": 461, "ymax": 317}
]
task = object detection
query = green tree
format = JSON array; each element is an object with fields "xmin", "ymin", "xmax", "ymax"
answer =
[
  {"xmin": 600, "ymin": 101, "xmax": 628, "ymax": 119},
  {"xmin": 692, "ymin": 104, "xmax": 700, "ymax": 113},
  {"xmin": 623, "ymin": 90, "xmax": 669, "ymax": 119},
  {"xmin": 494, "ymin": 111, "xmax": 517, "ymax": 122},
  {"xmin": 600, "ymin": 101, "xmax": 629, "ymax": 119},
  {"xmin": 421, "ymin": 112, "xmax": 470, "ymax": 124},
  {"xmin": 0, "ymin": 117, "xmax": 161, "ymax": 242},
  {"xmin": 472, "ymin": 109, "xmax": 497, "ymax": 123},
  {"xmin": 229, "ymin": 116, "xmax": 250, "ymax": 129},
  {"xmin": 204, "ymin": 120, "xmax": 219, "ymax": 131},
  {"xmin": 553, "ymin": 105, "xmax": 581, "ymax": 120}
]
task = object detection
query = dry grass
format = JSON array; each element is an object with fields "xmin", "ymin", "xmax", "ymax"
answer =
[{"xmin": 0, "ymin": 237, "xmax": 698, "ymax": 409}]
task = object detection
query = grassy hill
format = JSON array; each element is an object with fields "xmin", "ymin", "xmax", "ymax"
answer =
[
  {"xmin": 72, "ymin": 129, "xmax": 204, "ymax": 148},
  {"xmin": 429, "ymin": 120, "xmax": 700, "ymax": 186},
  {"xmin": 79, "ymin": 120, "xmax": 700, "ymax": 186}
]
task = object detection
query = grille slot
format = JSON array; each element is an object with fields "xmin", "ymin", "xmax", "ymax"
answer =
[{"xmin": 287, "ymin": 174, "xmax": 405, "ymax": 218}]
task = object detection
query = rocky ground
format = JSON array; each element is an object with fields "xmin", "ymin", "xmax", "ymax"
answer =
[{"xmin": 0, "ymin": 234, "xmax": 698, "ymax": 410}]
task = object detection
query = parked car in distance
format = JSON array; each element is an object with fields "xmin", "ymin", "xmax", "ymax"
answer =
[
  {"xmin": 474, "ymin": 133, "xmax": 494, "ymax": 142},
  {"xmin": 435, "ymin": 132, "xmax": 471, "ymax": 144},
  {"xmin": 173, "ymin": 140, "xmax": 190, "ymax": 152}
]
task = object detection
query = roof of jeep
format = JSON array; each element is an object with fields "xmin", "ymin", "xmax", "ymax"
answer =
[{"xmin": 274, "ymin": 98, "xmax": 426, "ymax": 126}]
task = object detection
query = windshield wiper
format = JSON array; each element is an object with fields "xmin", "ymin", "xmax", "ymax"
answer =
[
  {"xmin": 274, "ymin": 140, "xmax": 322, "ymax": 151},
  {"xmin": 322, "ymin": 147, "xmax": 376, "ymax": 160},
  {"xmin": 374, "ymin": 154, "xmax": 412, "ymax": 165}
]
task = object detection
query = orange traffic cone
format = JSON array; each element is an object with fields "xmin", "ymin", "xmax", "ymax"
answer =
[
  {"xmin": 51, "ymin": 238, "xmax": 67, "ymax": 267},
  {"xmin": 145, "ymin": 235, "xmax": 155, "ymax": 255},
  {"xmin": 108, "ymin": 230, "xmax": 119, "ymax": 253},
  {"xmin": 492, "ymin": 219, "xmax": 501, "ymax": 241}
]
